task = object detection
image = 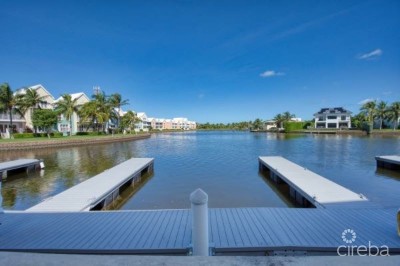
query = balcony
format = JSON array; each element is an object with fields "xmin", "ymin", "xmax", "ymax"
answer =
[{"xmin": 0, "ymin": 113, "xmax": 25, "ymax": 121}]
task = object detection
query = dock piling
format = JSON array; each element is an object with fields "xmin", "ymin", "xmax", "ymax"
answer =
[{"xmin": 190, "ymin": 188, "xmax": 209, "ymax": 256}]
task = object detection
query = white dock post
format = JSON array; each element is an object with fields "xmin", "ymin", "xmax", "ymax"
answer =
[{"xmin": 190, "ymin": 188, "xmax": 209, "ymax": 256}]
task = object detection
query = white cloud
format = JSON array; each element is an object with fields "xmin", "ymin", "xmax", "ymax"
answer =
[
  {"xmin": 358, "ymin": 49, "xmax": 382, "ymax": 60},
  {"xmin": 260, "ymin": 70, "xmax": 285, "ymax": 78},
  {"xmin": 358, "ymin": 98, "xmax": 375, "ymax": 105}
]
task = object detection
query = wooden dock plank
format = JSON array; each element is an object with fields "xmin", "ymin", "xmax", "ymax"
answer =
[
  {"xmin": 1, "ymin": 208, "xmax": 400, "ymax": 254},
  {"xmin": 156, "ymin": 209, "xmax": 177, "ymax": 248},
  {"xmin": 27, "ymin": 158, "xmax": 154, "ymax": 212},
  {"xmin": 259, "ymin": 156, "xmax": 369, "ymax": 208}
]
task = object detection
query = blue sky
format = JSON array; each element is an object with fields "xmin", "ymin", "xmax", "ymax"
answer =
[{"xmin": 0, "ymin": 0, "xmax": 399, "ymax": 123}]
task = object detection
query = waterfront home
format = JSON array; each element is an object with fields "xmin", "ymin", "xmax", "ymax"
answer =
[
  {"xmin": 314, "ymin": 107, "xmax": 352, "ymax": 129},
  {"xmin": 264, "ymin": 120, "xmax": 278, "ymax": 130},
  {"xmin": 55, "ymin": 92, "xmax": 90, "ymax": 135},
  {"xmin": 136, "ymin": 112, "xmax": 151, "ymax": 132},
  {"xmin": 0, "ymin": 84, "xmax": 55, "ymax": 135},
  {"xmin": 136, "ymin": 114, "xmax": 196, "ymax": 131},
  {"xmin": 172, "ymin": 117, "xmax": 197, "ymax": 130}
]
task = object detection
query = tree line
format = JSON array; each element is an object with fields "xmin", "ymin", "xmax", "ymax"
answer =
[
  {"xmin": 0, "ymin": 83, "xmax": 139, "ymax": 138},
  {"xmin": 197, "ymin": 111, "xmax": 297, "ymax": 131},
  {"xmin": 353, "ymin": 100, "xmax": 400, "ymax": 130}
]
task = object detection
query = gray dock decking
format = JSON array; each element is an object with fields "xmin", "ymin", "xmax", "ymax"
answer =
[
  {"xmin": 376, "ymin": 155, "xmax": 400, "ymax": 170},
  {"xmin": 0, "ymin": 208, "xmax": 399, "ymax": 255},
  {"xmin": 259, "ymin": 156, "xmax": 370, "ymax": 208},
  {"xmin": 27, "ymin": 158, "xmax": 154, "ymax": 212},
  {"xmin": 0, "ymin": 159, "xmax": 42, "ymax": 177}
]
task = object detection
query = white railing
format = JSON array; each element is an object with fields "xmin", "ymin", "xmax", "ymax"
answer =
[{"xmin": 0, "ymin": 113, "xmax": 25, "ymax": 121}]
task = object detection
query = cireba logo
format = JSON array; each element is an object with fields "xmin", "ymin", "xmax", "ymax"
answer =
[
  {"xmin": 337, "ymin": 229, "xmax": 390, "ymax": 256},
  {"xmin": 341, "ymin": 229, "xmax": 356, "ymax": 244}
]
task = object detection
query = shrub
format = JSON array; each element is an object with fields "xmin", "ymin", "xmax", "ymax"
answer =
[
  {"xmin": 13, "ymin": 133, "xmax": 35, "ymax": 138},
  {"xmin": 76, "ymin": 131, "xmax": 105, "ymax": 136},
  {"xmin": 283, "ymin": 122, "xmax": 310, "ymax": 132}
]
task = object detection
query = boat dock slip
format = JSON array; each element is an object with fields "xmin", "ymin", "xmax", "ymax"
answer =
[
  {"xmin": 258, "ymin": 156, "xmax": 369, "ymax": 208},
  {"xmin": 27, "ymin": 158, "xmax": 154, "ymax": 212},
  {"xmin": 0, "ymin": 159, "xmax": 43, "ymax": 178},
  {"xmin": 0, "ymin": 208, "xmax": 399, "ymax": 255},
  {"xmin": 376, "ymin": 155, "xmax": 400, "ymax": 170}
]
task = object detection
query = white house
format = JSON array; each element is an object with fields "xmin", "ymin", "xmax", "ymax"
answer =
[
  {"xmin": 136, "ymin": 112, "xmax": 151, "ymax": 132},
  {"xmin": 54, "ymin": 92, "xmax": 90, "ymax": 135},
  {"xmin": 314, "ymin": 107, "xmax": 352, "ymax": 129}
]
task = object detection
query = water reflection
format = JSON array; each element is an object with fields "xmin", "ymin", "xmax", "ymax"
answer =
[{"xmin": 1, "ymin": 131, "xmax": 400, "ymax": 210}]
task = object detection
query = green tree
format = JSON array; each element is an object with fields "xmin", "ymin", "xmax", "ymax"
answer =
[
  {"xmin": 55, "ymin": 94, "xmax": 79, "ymax": 136},
  {"xmin": 273, "ymin": 113, "xmax": 285, "ymax": 128},
  {"xmin": 376, "ymin": 101, "xmax": 387, "ymax": 130},
  {"xmin": 18, "ymin": 88, "xmax": 46, "ymax": 113},
  {"xmin": 110, "ymin": 93, "xmax": 129, "ymax": 130},
  {"xmin": 360, "ymin": 100, "xmax": 376, "ymax": 132},
  {"xmin": 388, "ymin": 101, "xmax": 400, "ymax": 130},
  {"xmin": 282, "ymin": 111, "xmax": 295, "ymax": 122},
  {"xmin": 351, "ymin": 113, "xmax": 367, "ymax": 129},
  {"xmin": 120, "ymin": 110, "xmax": 139, "ymax": 133},
  {"xmin": 252, "ymin": 118, "xmax": 263, "ymax": 130},
  {"xmin": 79, "ymin": 92, "xmax": 115, "ymax": 132},
  {"xmin": 0, "ymin": 83, "xmax": 23, "ymax": 138},
  {"xmin": 32, "ymin": 109, "xmax": 58, "ymax": 138}
]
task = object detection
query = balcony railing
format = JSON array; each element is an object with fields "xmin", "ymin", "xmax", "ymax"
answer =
[{"xmin": 0, "ymin": 113, "xmax": 25, "ymax": 121}]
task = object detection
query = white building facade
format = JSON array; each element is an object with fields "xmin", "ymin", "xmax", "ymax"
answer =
[{"xmin": 314, "ymin": 107, "xmax": 352, "ymax": 129}]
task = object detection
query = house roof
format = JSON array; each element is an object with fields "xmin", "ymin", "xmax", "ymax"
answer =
[
  {"xmin": 15, "ymin": 84, "xmax": 55, "ymax": 100},
  {"xmin": 54, "ymin": 92, "xmax": 90, "ymax": 103},
  {"xmin": 314, "ymin": 107, "xmax": 352, "ymax": 115}
]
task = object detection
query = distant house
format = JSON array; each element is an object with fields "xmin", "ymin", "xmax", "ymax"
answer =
[
  {"xmin": 264, "ymin": 120, "xmax": 278, "ymax": 130},
  {"xmin": 314, "ymin": 107, "xmax": 352, "ymax": 129},
  {"xmin": 136, "ymin": 112, "xmax": 151, "ymax": 131},
  {"xmin": 55, "ymin": 92, "xmax": 90, "ymax": 135},
  {"xmin": 16, "ymin": 84, "xmax": 55, "ymax": 132}
]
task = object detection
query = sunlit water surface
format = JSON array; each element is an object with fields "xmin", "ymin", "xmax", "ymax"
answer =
[{"xmin": 1, "ymin": 131, "xmax": 399, "ymax": 210}]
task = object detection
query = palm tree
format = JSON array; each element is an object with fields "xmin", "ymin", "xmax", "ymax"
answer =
[
  {"xmin": 110, "ymin": 93, "xmax": 129, "ymax": 129},
  {"xmin": 273, "ymin": 114, "xmax": 285, "ymax": 128},
  {"xmin": 79, "ymin": 101, "xmax": 98, "ymax": 131},
  {"xmin": 79, "ymin": 92, "xmax": 114, "ymax": 133},
  {"xmin": 18, "ymin": 88, "xmax": 47, "ymax": 133},
  {"xmin": 360, "ymin": 100, "xmax": 376, "ymax": 131},
  {"xmin": 388, "ymin": 101, "xmax": 400, "ymax": 130},
  {"xmin": 120, "ymin": 110, "xmax": 139, "ymax": 133},
  {"xmin": 18, "ymin": 88, "xmax": 47, "ymax": 113},
  {"xmin": 55, "ymin": 94, "xmax": 79, "ymax": 136},
  {"xmin": 253, "ymin": 118, "xmax": 263, "ymax": 130},
  {"xmin": 282, "ymin": 111, "xmax": 295, "ymax": 122},
  {"xmin": 0, "ymin": 83, "xmax": 23, "ymax": 138},
  {"xmin": 376, "ymin": 101, "xmax": 387, "ymax": 130}
]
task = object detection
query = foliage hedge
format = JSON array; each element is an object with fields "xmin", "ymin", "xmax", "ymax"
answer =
[
  {"xmin": 283, "ymin": 122, "xmax": 310, "ymax": 132},
  {"xmin": 13, "ymin": 132, "xmax": 63, "ymax": 138},
  {"xmin": 76, "ymin": 132, "xmax": 106, "ymax": 136}
]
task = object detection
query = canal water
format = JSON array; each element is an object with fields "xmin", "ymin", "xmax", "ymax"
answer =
[{"xmin": 1, "ymin": 131, "xmax": 400, "ymax": 210}]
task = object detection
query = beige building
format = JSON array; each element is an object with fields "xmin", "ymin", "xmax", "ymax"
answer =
[{"xmin": 135, "ymin": 114, "xmax": 196, "ymax": 131}]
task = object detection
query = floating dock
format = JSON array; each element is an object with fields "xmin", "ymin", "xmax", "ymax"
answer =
[
  {"xmin": 0, "ymin": 207, "xmax": 399, "ymax": 255},
  {"xmin": 259, "ymin": 156, "xmax": 370, "ymax": 208},
  {"xmin": 0, "ymin": 159, "xmax": 43, "ymax": 179},
  {"xmin": 27, "ymin": 158, "xmax": 154, "ymax": 212},
  {"xmin": 376, "ymin": 155, "xmax": 400, "ymax": 171}
]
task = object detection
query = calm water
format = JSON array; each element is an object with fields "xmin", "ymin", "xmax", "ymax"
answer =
[{"xmin": 1, "ymin": 131, "xmax": 400, "ymax": 210}]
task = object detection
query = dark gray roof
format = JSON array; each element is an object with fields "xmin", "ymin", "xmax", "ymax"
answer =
[{"xmin": 315, "ymin": 107, "xmax": 352, "ymax": 115}]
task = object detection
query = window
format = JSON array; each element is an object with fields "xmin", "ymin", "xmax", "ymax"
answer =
[
  {"xmin": 341, "ymin": 116, "xmax": 346, "ymax": 121},
  {"xmin": 327, "ymin": 116, "xmax": 336, "ymax": 119}
]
